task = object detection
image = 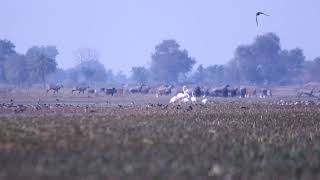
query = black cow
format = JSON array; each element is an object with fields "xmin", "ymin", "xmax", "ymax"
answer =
[
  {"xmin": 193, "ymin": 86, "xmax": 202, "ymax": 97},
  {"xmin": 227, "ymin": 87, "xmax": 239, "ymax": 97},
  {"xmin": 106, "ymin": 88, "xmax": 117, "ymax": 96},
  {"xmin": 212, "ymin": 85, "xmax": 230, "ymax": 97},
  {"xmin": 129, "ymin": 84, "xmax": 145, "ymax": 94},
  {"xmin": 239, "ymin": 87, "xmax": 247, "ymax": 98}
]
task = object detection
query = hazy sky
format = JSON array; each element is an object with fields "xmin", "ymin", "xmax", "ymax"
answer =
[{"xmin": 1, "ymin": 0, "xmax": 319, "ymax": 74}]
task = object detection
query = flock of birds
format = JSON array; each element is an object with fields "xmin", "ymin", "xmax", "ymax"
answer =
[
  {"xmin": 167, "ymin": 11, "xmax": 270, "ymax": 104},
  {"xmin": 169, "ymin": 86, "xmax": 208, "ymax": 104}
]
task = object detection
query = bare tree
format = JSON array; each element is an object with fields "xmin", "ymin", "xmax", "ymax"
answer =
[{"xmin": 74, "ymin": 48, "xmax": 100, "ymax": 63}]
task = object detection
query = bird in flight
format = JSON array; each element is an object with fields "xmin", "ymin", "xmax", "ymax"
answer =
[{"xmin": 256, "ymin": 12, "xmax": 270, "ymax": 26}]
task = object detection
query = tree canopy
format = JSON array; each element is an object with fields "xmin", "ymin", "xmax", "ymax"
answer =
[
  {"xmin": 228, "ymin": 33, "xmax": 306, "ymax": 85},
  {"xmin": 150, "ymin": 40, "xmax": 196, "ymax": 83},
  {"xmin": 1, "ymin": 33, "xmax": 320, "ymax": 87},
  {"xmin": 75, "ymin": 59, "xmax": 107, "ymax": 84},
  {"xmin": 26, "ymin": 46, "xmax": 58, "ymax": 87}
]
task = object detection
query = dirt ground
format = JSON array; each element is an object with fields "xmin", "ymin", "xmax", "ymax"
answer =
[{"xmin": 1, "ymin": 89, "xmax": 320, "ymax": 180}]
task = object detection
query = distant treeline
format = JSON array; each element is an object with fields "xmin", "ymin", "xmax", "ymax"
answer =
[{"xmin": 0, "ymin": 32, "xmax": 319, "ymax": 87}]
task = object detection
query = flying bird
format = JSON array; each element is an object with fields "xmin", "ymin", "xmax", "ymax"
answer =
[{"xmin": 256, "ymin": 12, "xmax": 270, "ymax": 26}]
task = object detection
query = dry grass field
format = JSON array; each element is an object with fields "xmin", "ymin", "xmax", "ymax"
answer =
[{"xmin": 1, "ymin": 87, "xmax": 320, "ymax": 179}]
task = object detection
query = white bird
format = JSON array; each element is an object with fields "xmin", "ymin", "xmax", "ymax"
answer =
[
  {"xmin": 191, "ymin": 92, "xmax": 196, "ymax": 103},
  {"xmin": 201, "ymin": 95, "xmax": 208, "ymax": 104},
  {"xmin": 169, "ymin": 96, "xmax": 178, "ymax": 104},
  {"xmin": 181, "ymin": 98, "xmax": 189, "ymax": 103},
  {"xmin": 181, "ymin": 97, "xmax": 189, "ymax": 103},
  {"xmin": 176, "ymin": 86, "xmax": 188, "ymax": 99},
  {"xmin": 201, "ymin": 98, "xmax": 208, "ymax": 104},
  {"xmin": 175, "ymin": 86, "xmax": 190, "ymax": 102},
  {"xmin": 170, "ymin": 86, "xmax": 190, "ymax": 104},
  {"xmin": 181, "ymin": 92, "xmax": 190, "ymax": 103}
]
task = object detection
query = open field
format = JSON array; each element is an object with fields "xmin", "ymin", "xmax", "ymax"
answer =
[{"xmin": 1, "ymin": 89, "xmax": 320, "ymax": 179}]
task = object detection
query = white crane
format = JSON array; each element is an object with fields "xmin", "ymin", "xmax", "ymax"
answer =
[
  {"xmin": 176, "ymin": 86, "xmax": 189, "ymax": 100},
  {"xmin": 169, "ymin": 85, "xmax": 190, "ymax": 104},
  {"xmin": 191, "ymin": 91, "xmax": 196, "ymax": 103},
  {"xmin": 170, "ymin": 96, "xmax": 178, "ymax": 104},
  {"xmin": 181, "ymin": 92, "xmax": 190, "ymax": 103}
]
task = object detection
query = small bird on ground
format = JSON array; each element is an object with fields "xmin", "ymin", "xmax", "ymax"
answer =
[{"xmin": 201, "ymin": 98, "xmax": 208, "ymax": 104}]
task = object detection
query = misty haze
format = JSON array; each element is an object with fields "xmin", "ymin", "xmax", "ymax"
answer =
[{"xmin": 1, "ymin": 1, "xmax": 320, "ymax": 180}]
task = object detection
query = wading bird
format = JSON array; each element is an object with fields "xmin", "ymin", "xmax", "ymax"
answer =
[
  {"xmin": 191, "ymin": 92, "xmax": 196, "ymax": 103},
  {"xmin": 169, "ymin": 86, "xmax": 190, "ymax": 104},
  {"xmin": 176, "ymin": 86, "xmax": 188, "ymax": 99},
  {"xmin": 170, "ymin": 96, "xmax": 178, "ymax": 104},
  {"xmin": 181, "ymin": 92, "xmax": 190, "ymax": 103}
]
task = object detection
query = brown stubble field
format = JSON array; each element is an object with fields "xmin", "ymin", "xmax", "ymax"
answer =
[{"xmin": 1, "ymin": 89, "xmax": 320, "ymax": 179}]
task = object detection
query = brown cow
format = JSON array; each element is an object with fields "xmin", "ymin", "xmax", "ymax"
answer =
[
  {"xmin": 72, "ymin": 86, "xmax": 90, "ymax": 94},
  {"xmin": 116, "ymin": 88, "xmax": 124, "ymax": 96},
  {"xmin": 46, "ymin": 84, "xmax": 63, "ymax": 93},
  {"xmin": 129, "ymin": 84, "xmax": 145, "ymax": 94},
  {"xmin": 156, "ymin": 85, "xmax": 173, "ymax": 96},
  {"xmin": 297, "ymin": 88, "xmax": 314, "ymax": 97},
  {"xmin": 106, "ymin": 88, "xmax": 117, "ymax": 96},
  {"xmin": 211, "ymin": 85, "xmax": 230, "ymax": 97},
  {"xmin": 227, "ymin": 87, "xmax": 239, "ymax": 97}
]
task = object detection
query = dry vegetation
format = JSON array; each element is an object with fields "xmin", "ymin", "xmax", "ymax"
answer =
[{"xmin": 1, "ymin": 90, "xmax": 320, "ymax": 180}]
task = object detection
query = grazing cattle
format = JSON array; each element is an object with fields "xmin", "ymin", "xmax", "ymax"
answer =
[
  {"xmin": 260, "ymin": 88, "xmax": 273, "ymax": 98},
  {"xmin": 239, "ymin": 87, "xmax": 247, "ymax": 98},
  {"xmin": 297, "ymin": 88, "xmax": 314, "ymax": 97},
  {"xmin": 129, "ymin": 84, "xmax": 145, "ymax": 94},
  {"xmin": 156, "ymin": 85, "xmax": 173, "ymax": 96},
  {"xmin": 206, "ymin": 88, "xmax": 216, "ymax": 97},
  {"xmin": 240, "ymin": 86, "xmax": 271, "ymax": 98},
  {"xmin": 141, "ymin": 86, "xmax": 151, "ymax": 94},
  {"xmin": 46, "ymin": 84, "xmax": 63, "ymax": 93},
  {"xmin": 227, "ymin": 87, "xmax": 239, "ymax": 97},
  {"xmin": 72, "ymin": 86, "xmax": 90, "ymax": 94},
  {"xmin": 211, "ymin": 85, "xmax": 230, "ymax": 97},
  {"xmin": 106, "ymin": 88, "xmax": 117, "ymax": 96},
  {"xmin": 116, "ymin": 88, "xmax": 124, "ymax": 96},
  {"xmin": 193, "ymin": 86, "xmax": 202, "ymax": 97},
  {"xmin": 242, "ymin": 86, "xmax": 257, "ymax": 98},
  {"xmin": 87, "ymin": 89, "xmax": 97, "ymax": 94},
  {"xmin": 248, "ymin": 88, "xmax": 257, "ymax": 97},
  {"xmin": 99, "ymin": 88, "xmax": 106, "ymax": 93},
  {"xmin": 202, "ymin": 88, "xmax": 210, "ymax": 96}
]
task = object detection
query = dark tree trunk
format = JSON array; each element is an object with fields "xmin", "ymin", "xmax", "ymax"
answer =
[{"xmin": 41, "ymin": 72, "xmax": 46, "ymax": 89}]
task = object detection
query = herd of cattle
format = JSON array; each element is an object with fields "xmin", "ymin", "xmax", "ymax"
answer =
[{"xmin": 46, "ymin": 84, "xmax": 278, "ymax": 98}]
